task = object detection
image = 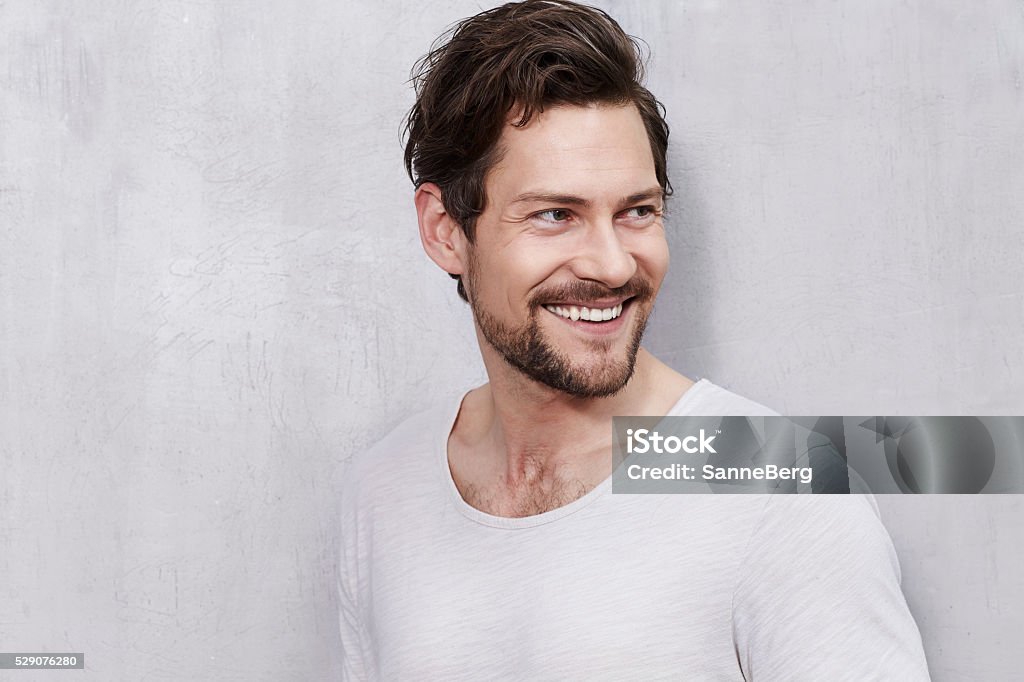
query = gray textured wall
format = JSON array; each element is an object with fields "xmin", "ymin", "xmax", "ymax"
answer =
[{"xmin": 1, "ymin": 1, "xmax": 1021, "ymax": 679}]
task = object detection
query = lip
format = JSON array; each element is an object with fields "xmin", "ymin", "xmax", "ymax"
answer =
[{"xmin": 543, "ymin": 298, "xmax": 633, "ymax": 336}]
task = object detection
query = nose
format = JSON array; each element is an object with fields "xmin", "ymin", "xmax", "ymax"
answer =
[{"xmin": 568, "ymin": 219, "xmax": 637, "ymax": 288}]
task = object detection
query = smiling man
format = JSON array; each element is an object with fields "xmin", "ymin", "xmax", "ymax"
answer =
[
  {"xmin": 337, "ymin": 1, "xmax": 930, "ymax": 679},
  {"xmin": 416, "ymin": 100, "xmax": 697, "ymax": 518}
]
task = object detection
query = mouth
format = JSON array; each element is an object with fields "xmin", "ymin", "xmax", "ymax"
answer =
[
  {"xmin": 542, "ymin": 301, "xmax": 625, "ymax": 322},
  {"xmin": 536, "ymin": 296, "xmax": 630, "ymax": 333}
]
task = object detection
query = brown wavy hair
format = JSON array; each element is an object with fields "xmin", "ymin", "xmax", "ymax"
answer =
[{"xmin": 404, "ymin": 0, "xmax": 672, "ymax": 301}]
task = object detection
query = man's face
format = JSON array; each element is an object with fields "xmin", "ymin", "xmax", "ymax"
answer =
[{"xmin": 463, "ymin": 103, "xmax": 669, "ymax": 397}]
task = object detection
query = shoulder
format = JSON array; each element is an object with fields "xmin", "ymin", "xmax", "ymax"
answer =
[
  {"xmin": 742, "ymin": 494, "xmax": 895, "ymax": 568},
  {"xmin": 339, "ymin": 398, "xmax": 461, "ymax": 513},
  {"xmin": 732, "ymin": 494, "xmax": 930, "ymax": 678},
  {"xmin": 670, "ymin": 379, "xmax": 779, "ymax": 417}
]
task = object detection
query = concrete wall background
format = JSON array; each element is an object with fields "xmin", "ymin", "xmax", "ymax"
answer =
[{"xmin": 1, "ymin": 1, "xmax": 1021, "ymax": 679}]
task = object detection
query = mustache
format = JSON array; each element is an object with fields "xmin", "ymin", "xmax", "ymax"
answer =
[{"xmin": 528, "ymin": 275, "xmax": 655, "ymax": 308}]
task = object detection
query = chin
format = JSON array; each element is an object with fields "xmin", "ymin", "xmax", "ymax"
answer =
[
  {"xmin": 471, "ymin": 290, "xmax": 649, "ymax": 398},
  {"xmin": 536, "ymin": 346, "xmax": 642, "ymax": 398}
]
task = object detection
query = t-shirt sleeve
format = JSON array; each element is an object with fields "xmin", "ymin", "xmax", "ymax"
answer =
[
  {"xmin": 732, "ymin": 494, "xmax": 931, "ymax": 681},
  {"xmin": 337, "ymin": 462, "xmax": 370, "ymax": 681}
]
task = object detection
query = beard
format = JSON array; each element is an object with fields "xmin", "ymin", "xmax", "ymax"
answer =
[{"xmin": 465, "ymin": 262, "xmax": 655, "ymax": 398}]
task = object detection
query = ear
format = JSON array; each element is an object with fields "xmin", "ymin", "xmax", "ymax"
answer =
[{"xmin": 415, "ymin": 183, "xmax": 467, "ymax": 278}]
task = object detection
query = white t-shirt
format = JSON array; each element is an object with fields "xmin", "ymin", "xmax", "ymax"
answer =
[{"xmin": 337, "ymin": 379, "xmax": 930, "ymax": 680}]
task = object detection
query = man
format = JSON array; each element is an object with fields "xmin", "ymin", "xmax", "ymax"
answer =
[{"xmin": 338, "ymin": 1, "xmax": 930, "ymax": 679}]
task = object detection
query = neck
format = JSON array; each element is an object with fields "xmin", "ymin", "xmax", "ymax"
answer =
[
  {"xmin": 486, "ymin": 347, "xmax": 662, "ymax": 456},
  {"xmin": 449, "ymin": 347, "xmax": 693, "ymax": 513}
]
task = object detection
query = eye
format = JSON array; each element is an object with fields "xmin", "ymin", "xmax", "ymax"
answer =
[
  {"xmin": 628, "ymin": 206, "xmax": 654, "ymax": 218},
  {"xmin": 621, "ymin": 205, "xmax": 660, "ymax": 223},
  {"xmin": 533, "ymin": 208, "xmax": 574, "ymax": 224}
]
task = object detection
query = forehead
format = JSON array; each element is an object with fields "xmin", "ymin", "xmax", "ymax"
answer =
[{"xmin": 485, "ymin": 103, "xmax": 657, "ymax": 203}]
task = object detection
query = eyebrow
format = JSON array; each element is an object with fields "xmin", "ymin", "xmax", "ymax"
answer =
[{"xmin": 509, "ymin": 186, "xmax": 665, "ymax": 209}]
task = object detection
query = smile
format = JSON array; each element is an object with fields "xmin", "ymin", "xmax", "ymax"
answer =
[{"xmin": 542, "ymin": 302, "xmax": 623, "ymax": 322}]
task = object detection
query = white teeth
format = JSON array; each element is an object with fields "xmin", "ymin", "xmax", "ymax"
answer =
[{"xmin": 543, "ymin": 302, "xmax": 626, "ymax": 322}]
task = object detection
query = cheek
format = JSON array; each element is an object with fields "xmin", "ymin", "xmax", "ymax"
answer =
[
  {"xmin": 494, "ymin": 244, "xmax": 562, "ymax": 288},
  {"xmin": 653, "ymin": 236, "xmax": 670, "ymax": 271},
  {"xmin": 634, "ymin": 232, "xmax": 670, "ymax": 283},
  {"xmin": 471, "ymin": 246, "xmax": 552, "ymax": 308}
]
